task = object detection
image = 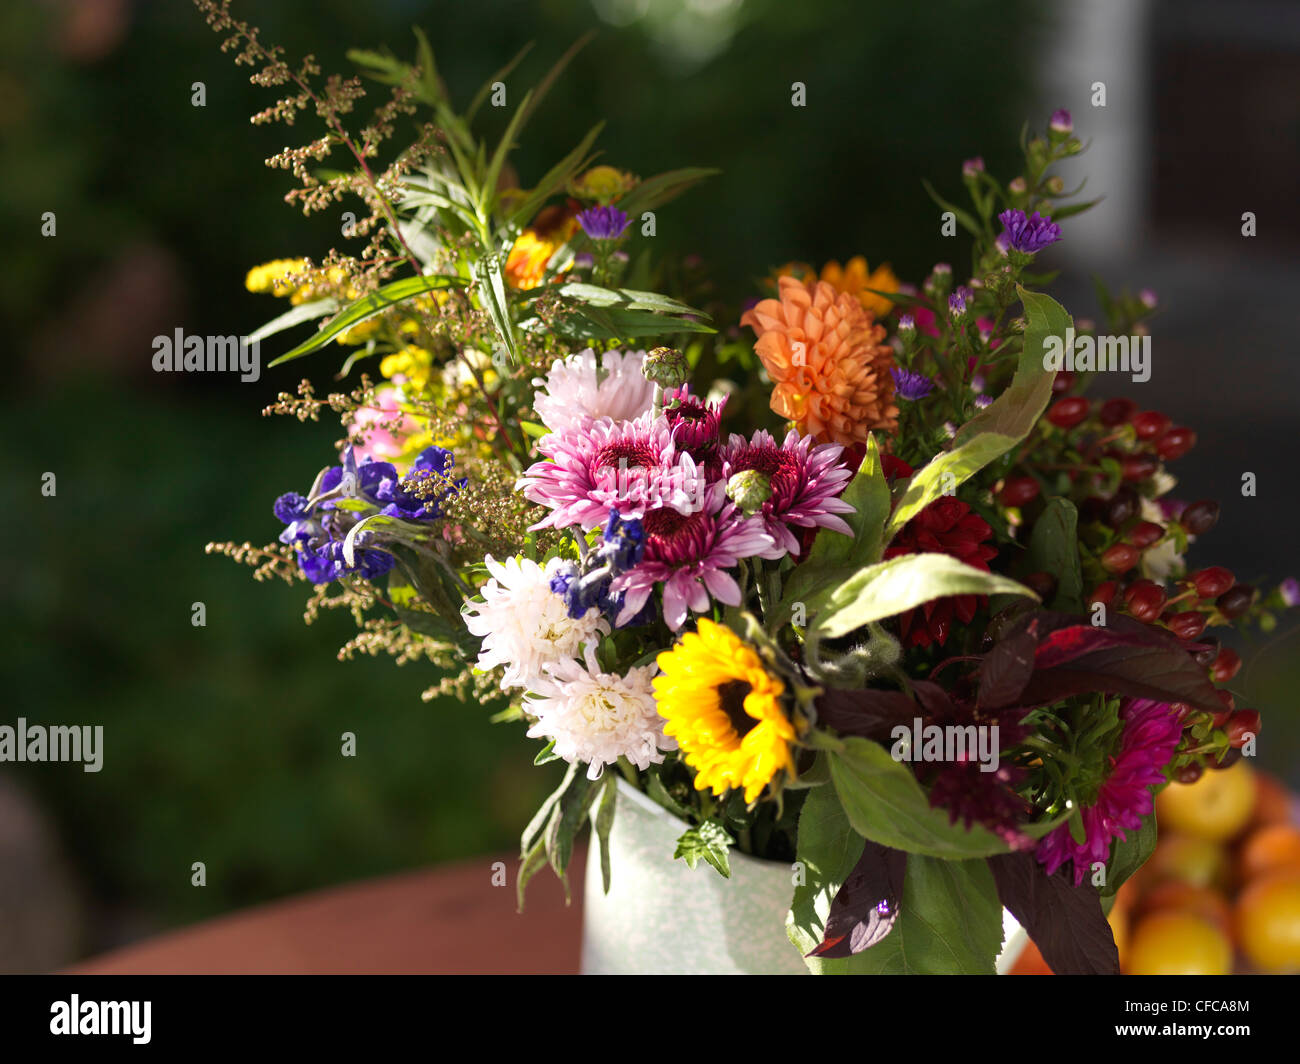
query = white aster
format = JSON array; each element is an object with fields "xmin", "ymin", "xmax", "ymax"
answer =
[
  {"xmin": 524, "ymin": 647, "xmax": 676, "ymax": 780},
  {"xmin": 462, "ymin": 555, "xmax": 608, "ymax": 691},
  {"xmin": 531, "ymin": 348, "xmax": 655, "ymax": 432}
]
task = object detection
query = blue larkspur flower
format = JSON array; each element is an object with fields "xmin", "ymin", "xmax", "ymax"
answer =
[
  {"xmin": 998, "ymin": 209, "xmax": 1062, "ymax": 254},
  {"xmin": 576, "ymin": 205, "xmax": 630, "ymax": 241},
  {"xmin": 890, "ymin": 366, "xmax": 935, "ymax": 401}
]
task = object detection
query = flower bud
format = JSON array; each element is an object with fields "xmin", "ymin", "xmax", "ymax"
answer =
[
  {"xmin": 726, "ymin": 469, "xmax": 771, "ymax": 515},
  {"xmin": 642, "ymin": 347, "xmax": 688, "ymax": 389},
  {"xmin": 1049, "ymin": 109, "xmax": 1073, "ymax": 135},
  {"xmin": 962, "ymin": 156, "xmax": 985, "ymax": 179}
]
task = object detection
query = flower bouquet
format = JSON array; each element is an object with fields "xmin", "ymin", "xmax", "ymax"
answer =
[{"xmin": 201, "ymin": 3, "xmax": 1288, "ymax": 974}]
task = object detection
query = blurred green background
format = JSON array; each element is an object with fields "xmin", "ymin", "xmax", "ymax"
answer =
[{"xmin": 2, "ymin": 0, "xmax": 1296, "ymax": 969}]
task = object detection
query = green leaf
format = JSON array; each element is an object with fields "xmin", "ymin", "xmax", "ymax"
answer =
[
  {"xmin": 479, "ymin": 88, "xmax": 535, "ymax": 219},
  {"xmin": 829, "ymin": 737, "xmax": 1013, "ymax": 858},
  {"xmin": 533, "ymin": 741, "xmax": 559, "ymax": 766},
  {"xmin": 1020, "ymin": 497, "xmax": 1084, "ymax": 611},
  {"xmin": 247, "ymin": 298, "xmax": 339, "ymax": 344},
  {"xmin": 615, "ymin": 167, "xmax": 721, "ymax": 219},
  {"xmin": 545, "ymin": 771, "xmax": 600, "ymax": 895},
  {"xmin": 520, "ymin": 420, "xmax": 549, "ymax": 439},
  {"xmin": 1101, "ymin": 810, "xmax": 1156, "ymax": 898},
  {"xmin": 1050, "ymin": 196, "xmax": 1104, "ymax": 221},
  {"xmin": 673, "ymin": 821, "xmax": 734, "ymax": 878},
  {"xmin": 500, "ymin": 122, "xmax": 604, "ymax": 235},
  {"xmin": 921, "ymin": 178, "xmax": 983, "ymax": 237},
  {"xmin": 883, "ymin": 286, "xmax": 1068, "ymax": 541},
  {"xmin": 594, "ymin": 774, "xmax": 618, "ymax": 894},
  {"xmin": 517, "ymin": 31, "xmax": 595, "ymax": 131},
  {"xmin": 555, "ymin": 282, "xmax": 704, "ymax": 316},
  {"xmin": 520, "ymin": 761, "xmax": 579, "ymax": 858},
  {"xmin": 554, "ymin": 306, "xmax": 714, "ymax": 340},
  {"xmin": 847, "ymin": 854, "xmax": 1003, "ymax": 974},
  {"xmin": 777, "ymin": 434, "xmax": 890, "ymax": 622},
  {"xmin": 812, "ymin": 553, "xmax": 1038, "ymax": 639},
  {"xmin": 266, "ymin": 274, "xmax": 463, "ymax": 367},
  {"xmin": 465, "ymin": 41, "xmax": 534, "ymax": 123},
  {"xmin": 474, "ymin": 252, "xmax": 516, "ymax": 361},
  {"xmin": 785, "ymin": 778, "xmax": 870, "ymax": 972}
]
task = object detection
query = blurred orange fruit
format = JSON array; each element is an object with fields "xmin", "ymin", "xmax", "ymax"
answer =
[
  {"xmin": 1236, "ymin": 870, "xmax": 1300, "ymax": 973},
  {"xmin": 1146, "ymin": 834, "xmax": 1230, "ymax": 891},
  {"xmin": 1135, "ymin": 880, "xmax": 1232, "ymax": 938},
  {"xmin": 1127, "ymin": 911, "xmax": 1233, "ymax": 975},
  {"xmin": 1249, "ymin": 772, "xmax": 1295, "ymax": 829},
  {"xmin": 1239, "ymin": 824, "xmax": 1300, "ymax": 881},
  {"xmin": 1155, "ymin": 761, "xmax": 1256, "ymax": 842},
  {"xmin": 1008, "ymin": 938, "xmax": 1053, "ymax": 975}
]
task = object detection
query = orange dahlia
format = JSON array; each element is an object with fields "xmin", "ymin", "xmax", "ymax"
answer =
[
  {"xmin": 740, "ymin": 275, "xmax": 898, "ymax": 446},
  {"xmin": 777, "ymin": 256, "xmax": 900, "ymax": 317}
]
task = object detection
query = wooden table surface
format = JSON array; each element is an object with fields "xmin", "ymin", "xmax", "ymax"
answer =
[{"xmin": 65, "ymin": 851, "xmax": 585, "ymax": 975}]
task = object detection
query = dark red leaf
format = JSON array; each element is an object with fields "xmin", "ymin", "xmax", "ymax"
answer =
[
  {"xmin": 809, "ymin": 842, "xmax": 908, "ymax": 958},
  {"xmin": 815, "ymin": 687, "xmax": 918, "ymax": 742},
  {"xmin": 988, "ymin": 851, "xmax": 1120, "ymax": 975}
]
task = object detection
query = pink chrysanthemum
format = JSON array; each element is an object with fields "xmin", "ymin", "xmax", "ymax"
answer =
[
  {"xmin": 518, "ymin": 414, "xmax": 707, "ymax": 531},
  {"xmin": 664, "ymin": 385, "xmax": 726, "ymax": 461},
  {"xmin": 610, "ymin": 484, "xmax": 775, "ymax": 630},
  {"xmin": 1036, "ymin": 698, "xmax": 1184, "ymax": 885},
  {"xmin": 531, "ymin": 347, "xmax": 655, "ymax": 433},
  {"xmin": 721, "ymin": 428, "xmax": 856, "ymax": 556}
]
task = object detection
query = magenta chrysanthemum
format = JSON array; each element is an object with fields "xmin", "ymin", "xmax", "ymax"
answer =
[
  {"xmin": 663, "ymin": 385, "xmax": 726, "ymax": 461},
  {"xmin": 609, "ymin": 484, "xmax": 775, "ymax": 630},
  {"xmin": 518, "ymin": 414, "xmax": 707, "ymax": 531},
  {"xmin": 1035, "ymin": 698, "xmax": 1184, "ymax": 885},
  {"xmin": 720, "ymin": 429, "xmax": 856, "ymax": 555}
]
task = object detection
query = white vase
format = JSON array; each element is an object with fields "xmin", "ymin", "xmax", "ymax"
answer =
[{"xmin": 581, "ymin": 777, "xmax": 1028, "ymax": 975}]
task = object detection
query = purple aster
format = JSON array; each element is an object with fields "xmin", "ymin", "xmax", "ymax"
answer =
[
  {"xmin": 1036, "ymin": 698, "xmax": 1184, "ymax": 886},
  {"xmin": 719, "ymin": 429, "xmax": 856, "ymax": 557},
  {"xmin": 609, "ymin": 483, "xmax": 775, "ymax": 630},
  {"xmin": 998, "ymin": 208, "xmax": 1062, "ymax": 254},
  {"xmin": 948, "ymin": 290, "xmax": 967, "ymax": 318},
  {"xmin": 890, "ymin": 366, "xmax": 935, "ymax": 402},
  {"xmin": 517, "ymin": 414, "xmax": 706, "ymax": 531},
  {"xmin": 1279, "ymin": 577, "xmax": 1300, "ymax": 607},
  {"xmin": 576, "ymin": 205, "xmax": 631, "ymax": 241},
  {"xmin": 1049, "ymin": 108, "xmax": 1073, "ymax": 134},
  {"xmin": 962, "ymin": 156, "xmax": 984, "ymax": 178}
]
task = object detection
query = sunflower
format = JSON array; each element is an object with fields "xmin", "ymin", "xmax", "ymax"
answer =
[{"xmin": 653, "ymin": 619, "xmax": 797, "ymax": 803}]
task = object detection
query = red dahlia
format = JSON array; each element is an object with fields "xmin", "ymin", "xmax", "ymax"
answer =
[{"xmin": 884, "ymin": 497, "xmax": 997, "ymax": 647}]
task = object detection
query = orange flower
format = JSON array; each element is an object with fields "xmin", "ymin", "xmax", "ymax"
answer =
[
  {"xmin": 776, "ymin": 256, "xmax": 900, "ymax": 317},
  {"xmin": 504, "ymin": 203, "xmax": 580, "ymax": 290},
  {"xmin": 819, "ymin": 256, "xmax": 900, "ymax": 317},
  {"xmin": 740, "ymin": 276, "xmax": 898, "ymax": 445}
]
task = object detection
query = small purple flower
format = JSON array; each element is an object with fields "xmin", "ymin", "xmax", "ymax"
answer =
[
  {"xmin": 897, "ymin": 313, "xmax": 915, "ymax": 334},
  {"xmin": 1280, "ymin": 577, "xmax": 1300, "ymax": 607},
  {"xmin": 962, "ymin": 156, "xmax": 985, "ymax": 178},
  {"xmin": 1049, "ymin": 109, "xmax": 1073, "ymax": 134},
  {"xmin": 1140, "ymin": 288, "xmax": 1158, "ymax": 309},
  {"xmin": 573, "ymin": 252, "xmax": 595, "ymax": 269},
  {"xmin": 998, "ymin": 208, "xmax": 1062, "ymax": 254},
  {"xmin": 974, "ymin": 394, "xmax": 993, "ymax": 409},
  {"xmin": 576, "ymin": 205, "xmax": 630, "ymax": 241},
  {"xmin": 274, "ymin": 492, "xmax": 309, "ymax": 524},
  {"xmin": 948, "ymin": 291, "xmax": 967, "ymax": 318},
  {"xmin": 890, "ymin": 366, "xmax": 934, "ymax": 401}
]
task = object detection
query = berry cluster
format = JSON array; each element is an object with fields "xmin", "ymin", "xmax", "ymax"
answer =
[{"xmin": 1001, "ymin": 391, "xmax": 1263, "ymax": 773}]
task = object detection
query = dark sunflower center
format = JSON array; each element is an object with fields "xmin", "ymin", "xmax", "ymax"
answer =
[{"xmin": 717, "ymin": 679, "xmax": 756, "ymax": 738}]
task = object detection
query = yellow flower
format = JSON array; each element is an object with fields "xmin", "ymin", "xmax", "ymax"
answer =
[
  {"xmin": 776, "ymin": 256, "xmax": 900, "ymax": 317},
  {"xmin": 245, "ymin": 258, "xmax": 309, "ymax": 297},
  {"xmin": 380, "ymin": 345, "xmax": 436, "ymax": 394},
  {"xmin": 505, "ymin": 204, "xmax": 579, "ymax": 290},
  {"xmin": 654, "ymin": 619, "xmax": 796, "ymax": 803},
  {"xmin": 568, "ymin": 165, "xmax": 638, "ymax": 203}
]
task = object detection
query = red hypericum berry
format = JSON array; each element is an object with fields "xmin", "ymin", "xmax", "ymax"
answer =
[
  {"xmin": 1121, "ymin": 453, "xmax": 1159, "ymax": 482},
  {"xmin": 1180, "ymin": 500, "xmax": 1220, "ymax": 536},
  {"xmin": 1099, "ymin": 397, "xmax": 1137, "ymax": 426},
  {"xmin": 1166, "ymin": 611, "xmax": 1208, "ymax": 640},
  {"xmin": 1023, "ymin": 571, "xmax": 1058, "ymax": 600},
  {"xmin": 1191, "ymin": 566, "xmax": 1234, "ymax": 599},
  {"xmin": 1156, "ymin": 426, "xmax": 1197, "ymax": 460},
  {"xmin": 1052, "ymin": 369, "xmax": 1076, "ymax": 394},
  {"xmin": 1101, "ymin": 543, "xmax": 1140, "ymax": 574},
  {"xmin": 1175, "ymin": 761, "xmax": 1204, "ymax": 784},
  {"xmin": 1216, "ymin": 584, "xmax": 1255, "ymax": 620},
  {"xmin": 1211, "ymin": 647, "xmax": 1242, "ymax": 683},
  {"xmin": 1210, "ymin": 689, "xmax": 1235, "ymax": 727},
  {"xmin": 1047, "ymin": 396, "xmax": 1090, "ymax": 429},
  {"xmin": 1105, "ymin": 487, "xmax": 1140, "ymax": 527},
  {"xmin": 1089, "ymin": 580, "xmax": 1118, "ymax": 607},
  {"xmin": 1132, "ymin": 410, "xmax": 1171, "ymax": 440},
  {"xmin": 1226, "ymin": 709, "xmax": 1261, "ymax": 748},
  {"xmin": 1129, "ymin": 520, "xmax": 1164, "ymax": 549},
  {"xmin": 1124, "ymin": 579, "xmax": 1167, "ymax": 622},
  {"xmin": 1215, "ymin": 747, "xmax": 1243, "ymax": 769},
  {"xmin": 998, "ymin": 476, "xmax": 1040, "ymax": 507},
  {"xmin": 1192, "ymin": 636, "xmax": 1220, "ymax": 667}
]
